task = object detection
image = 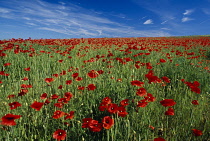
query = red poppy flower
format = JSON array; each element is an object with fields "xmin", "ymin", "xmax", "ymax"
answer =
[
  {"xmin": 45, "ymin": 78, "xmax": 54, "ymax": 83},
  {"xmin": 116, "ymin": 78, "xmax": 122, "ymax": 82},
  {"xmin": 58, "ymin": 60, "xmax": 63, "ymax": 63},
  {"xmin": 160, "ymin": 99, "xmax": 176, "ymax": 107},
  {"xmin": 7, "ymin": 94, "xmax": 16, "ymax": 99},
  {"xmin": 144, "ymin": 93, "xmax": 156, "ymax": 102},
  {"xmin": 102, "ymin": 116, "xmax": 114, "ymax": 129},
  {"xmin": 102, "ymin": 97, "xmax": 112, "ymax": 104},
  {"xmin": 54, "ymin": 103, "xmax": 64, "ymax": 108},
  {"xmin": 0, "ymin": 80, "xmax": 2, "ymax": 84},
  {"xmin": 137, "ymin": 99, "xmax": 148, "ymax": 107},
  {"xmin": 150, "ymin": 76, "xmax": 162, "ymax": 83},
  {"xmin": 3, "ymin": 63, "xmax": 11, "ymax": 66},
  {"xmin": 87, "ymin": 70, "xmax": 99, "ymax": 78},
  {"xmin": 149, "ymin": 125, "xmax": 155, "ymax": 130},
  {"xmin": 52, "ymin": 74, "xmax": 59, "ymax": 77},
  {"xmin": 0, "ymin": 52, "xmax": 7, "ymax": 57},
  {"xmin": 120, "ymin": 99, "xmax": 129, "ymax": 107},
  {"xmin": 44, "ymin": 99, "xmax": 51, "ymax": 105},
  {"xmin": 184, "ymin": 81, "xmax": 201, "ymax": 94},
  {"xmin": 88, "ymin": 120, "xmax": 103, "ymax": 132},
  {"xmin": 64, "ymin": 111, "xmax": 74, "ymax": 120},
  {"xmin": 57, "ymin": 98, "xmax": 68, "ymax": 104},
  {"xmin": 72, "ymin": 73, "xmax": 79, "ymax": 79},
  {"xmin": 131, "ymin": 80, "xmax": 144, "ymax": 87},
  {"xmin": 136, "ymin": 88, "xmax": 147, "ymax": 97},
  {"xmin": 75, "ymin": 77, "xmax": 83, "ymax": 81},
  {"xmin": 50, "ymin": 94, "xmax": 59, "ymax": 99},
  {"xmin": 191, "ymin": 100, "xmax": 199, "ymax": 105},
  {"xmin": 97, "ymin": 70, "xmax": 104, "ymax": 74},
  {"xmin": 86, "ymin": 84, "xmax": 96, "ymax": 91},
  {"xmin": 146, "ymin": 62, "xmax": 152, "ymax": 67},
  {"xmin": 117, "ymin": 106, "xmax": 128, "ymax": 117},
  {"xmin": 18, "ymin": 89, "xmax": 29, "ymax": 96},
  {"xmin": 40, "ymin": 93, "xmax": 48, "ymax": 99},
  {"xmin": 58, "ymin": 85, "xmax": 63, "ymax": 89},
  {"xmin": 64, "ymin": 92, "xmax": 73, "ymax": 100},
  {"xmin": 21, "ymin": 77, "xmax": 29, "ymax": 81},
  {"xmin": 192, "ymin": 129, "xmax": 203, "ymax": 136},
  {"xmin": 60, "ymin": 70, "xmax": 66, "ymax": 76},
  {"xmin": 1, "ymin": 114, "xmax": 21, "ymax": 126},
  {"xmin": 160, "ymin": 59, "xmax": 166, "ymax": 63},
  {"xmin": 107, "ymin": 103, "xmax": 118, "ymax": 114},
  {"xmin": 165, "ymin": 107, "xmax": 175, "ymax": 115},
  {"xmin": 52, "ymin": 110, "xmax": 65, "ymax": 119},
  {"xmin": 8, "ymin": 102, "xmax": 22, "ymax": 110},
  {"xmin": 78, "ymin": 86, "xmax": 85, "ymax": 90},
  {"xmin": 154, "ymin": 137, "xmax": 166, "ymax": 141},
  {"xmin": 135, "ymin": 64, "xmax": 141, "ymax": 69},
  {"xmin": 193, "ymin": 81, "xmax": 200, "ymax": 87},
  {"xmin": 0, "ymin": 71, "xmax": 10, "ymax": 76},
  {"xmin": 98, "ymin": 102, "xmax": 109, "ymax": 111},
  {"xmin": 145, "ymin": 70, "xmax": 162, "ymax": 84},
  {"xmin": 82, "ymin": 118, "xmax": 93, "ymax": 128},
  {"xmin": 65, "ymin": 80, "xmax": 72, "ymax": 85},
  {"xmin": 24, "ymin": 67, "xmax": 30, "ymax": 71},
  {"xmin": 190, "ymin": 86, "xmax": 201, "ymax": 94},
  {"xmin": 30, "ymin": 101, "xmax": 44, "ymax": 111},
  {"xmin": 21, "ymin": 84, "xmax": 32, "ymax": 88},
  {"xmin": 53, "ymin": 129, "xmax": 66, "ymax": 141},
  {"xmin": 161, "ymin": 76, "xmax": 170, "ymax": 83}
]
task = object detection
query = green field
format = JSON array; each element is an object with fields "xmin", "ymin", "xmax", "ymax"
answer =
[{"xmin": 0, "ymin": 36, "xmax": 210, "ymax": 141}]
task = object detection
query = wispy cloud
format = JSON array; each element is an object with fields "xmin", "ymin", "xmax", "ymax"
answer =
[
  {"xmin": 161, "ymin": 20, "xmax": 168, "ymax": 24},
  {"xmin": 182, "ymin": 17, "xmax": 194, "ymax": 22},
  {"xmin": 132, "ymin": 0, "xmax": 176, "ymax": 21},
  {"xmin": 0, "ymin": 0, "xmax": 171, "ymax": 38},
  {"xmin": 161, "ymin": 28, "xmax": 170, "ymax": 30},
  {"xmin": 143, "ymin": 19, "xmax": 153, "ymax": 24},
  {"xmin": 0, "ymin": 7, "xmax": 11, "ymax": 13},
  {"xmin": 183, "ymin": 9, "xmax": 194, "ymax": 15},
  {"xmin": 26, "ymin": 22, "xmax": 37, "ymax": 26},
  {"xmin": 202, "ymin": 8, "xmax": 210, "ymax": 15}
]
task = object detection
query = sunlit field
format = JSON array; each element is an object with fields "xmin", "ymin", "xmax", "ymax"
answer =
[{"xmin": 0, "ymin": 36, "xmax": 210, "ymax": 141}]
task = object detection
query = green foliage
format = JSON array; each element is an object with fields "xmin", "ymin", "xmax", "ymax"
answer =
[{"xmin": 0, "ymin": 37, "xmax": 210, "ymax": 141}]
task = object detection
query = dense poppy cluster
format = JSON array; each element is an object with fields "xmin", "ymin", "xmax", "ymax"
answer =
[
  {"xmin": 0, "ymin": 37, "xmax": 209, "ymax": 140},
  {"xmin": 181, "ymin": 79, "xmax": 201, "ymax": 94}
]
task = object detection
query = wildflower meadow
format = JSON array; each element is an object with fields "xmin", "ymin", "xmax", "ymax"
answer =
[{"xmin": 0, "ymin": 36, "xmax": 210, "ymax": 141}]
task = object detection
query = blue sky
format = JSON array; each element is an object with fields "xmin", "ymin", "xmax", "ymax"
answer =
[{"xmin": 0, "ymin": 0, "xmax": 210, "ymax": 39}]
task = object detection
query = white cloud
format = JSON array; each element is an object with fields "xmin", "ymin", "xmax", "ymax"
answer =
[
  {"xmin": 143, "ymin": 19, "xmax": 153, "ymax": 24},
  {"xmin": 23, "ymin": 17, "xmax": 31, "ymax": 20},
  {"xmin": 161, "ymin": 20, "xmax": 168, "ymax": 24},
  {"xmin": 26, "ymin": 22, "xmax": 37, "ymax": 26},
  {"xmin": 183, "ymin": 9, "xmax": 194, "ymax": 15},
  {"xmin": 141, "ymin": 16, "xmax": 147, "ymax": 19},
  {"xmin": 0, "ymin": 0, "xmax": 171, "ymax": 37},
  {"xmin": 0, "ymin": 7, "xmax": 11, "ymax": 13},
  {"xmin": 182, "ymin": 17, "xmax": 194, "ymax": 22},
  {"xmin": 161, "ymin": 28, "xmax": 170, "ymax": 30},
  {"xmin": 202, "ymin": 8, "xmax": 210, "ymax": 15},
  {"xmin": 97, "ymin": 30, "xmax": 102, "ymax": 35}
]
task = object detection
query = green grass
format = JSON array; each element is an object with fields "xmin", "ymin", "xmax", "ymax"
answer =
[{"xmin": 0, "ymin": 36, "xmax": 210, "ymax": 141}]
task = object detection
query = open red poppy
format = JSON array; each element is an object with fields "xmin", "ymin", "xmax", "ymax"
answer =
[
  {"xmin": 45, "ymin": 78, "xmax": 54, "ymax": 83},
  {"xmin": 8, "ymin": 102, "xmax": 22, "ymax": 110},
  {"xmin": 30, "ymin": 101, "xmax": 44, "ymax": 111},
  {"xmin": 53, "ymin": 129, "xmax": 66, "ymax": 140},
  {"xmin": 160, "ymin": 99, "xmax": 176, "ymax": 107},
  {"xmin": 1, "ymin": 114, "xmax": 21, "ymax": 126},
  {"xmin": 102, "ymin": 116, "xmax": 114, "ymax": 129},
  {"xmin": 131, "ymin": 80, "xmax": 144, "ymax": 87}
]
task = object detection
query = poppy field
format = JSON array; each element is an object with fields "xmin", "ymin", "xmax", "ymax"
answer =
[{"xmin": 0, "ymin": 36, "xmax": 210, "ymax": 141}]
